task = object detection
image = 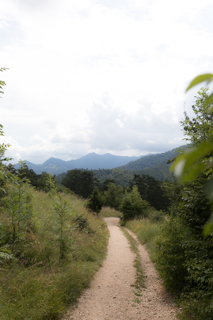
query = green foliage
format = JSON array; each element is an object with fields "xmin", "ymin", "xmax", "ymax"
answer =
[
  {"xmin": 160, "ymin": 82, "xmax": 213, "ymax": 318},
  {"xmin": 186, "ymin": 73, "xmax": 213, "ymax": 108},
  {"xmin": 156, "ymin": 180, "xmax": 213, "ymax": 319},
  {"xmin": 61, "ymin": 169, "xmax": 98, "ymax": 198},
  {"xmin": 93, "ymin": 168, "xmax": 134, "ymax": 186},
  {"xmin": 0, "ymin": 244, "xmax": 16, "ymax": 263},
  {"xmin": 86, "ymin": 187, "xmax": 103, "ymax": 214},
  {"xmin": 103, "ymin": 182, "xmax": 124, "ymax": 209},
  {"xmin": 0, "ymin": 191, "xmax": 109, "ymax": 319},
  {"xmin": 119, "ymin": 147, "xmax": 181, "ymax": 175},
  {"xmin": 37, "ymin": 171, "xmax": 57, "ymax": 193},
  {"xmin": 100, "ymin": 178, "xmax": 115, "ymax": 191},
  {"xmin": 119, "ymin": 186, "xmax": 150, "ymax": 222},
  {"xmin": 181, "ymin": 88, "xmax": 213, "ymax": 145},
  {"xmin": 53, "ymin": 194, "xmax": 73, "ymax": 260},
  {"xmin": 0, "ymin": 67, "xmax": 8, "ymax": 96},
  {"xmin": 129, "ymin": 174, "xmax": 170, "ymax": 211},
  {"xmin": 171, "ymin": 78, "xmax": 213, "ymax": 235}
]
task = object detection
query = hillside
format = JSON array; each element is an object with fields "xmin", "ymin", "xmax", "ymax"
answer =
[
  {"xmin": 91, "ymin": 147, "xmax": 185, "ymax": 184},
  {"xmin": 118, "ymin": 147, "xmax": 182, "ymax": 171}
]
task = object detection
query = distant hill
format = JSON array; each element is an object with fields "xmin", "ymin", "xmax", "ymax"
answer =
[
  {"xmin": 118, "ymin": 147, "xmax": 182, "ymax": 171},
  {"xmin": 17, "ymin": 153, "xmax": 141, "ymax": 175},
  {"xmin": 90, "ymin": 146, "xmax": 185, "ymax": 185},
  {"xmin": 56, "ymin": 146, "xmax": 185, "ymax": 186}
]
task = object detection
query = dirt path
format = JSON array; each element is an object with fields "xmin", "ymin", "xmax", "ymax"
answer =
[{"xmin": 63, "ymin": 217, "xmax": 178, "ymax": 320}]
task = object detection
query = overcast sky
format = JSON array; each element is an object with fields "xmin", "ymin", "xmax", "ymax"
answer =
[{"xmin": 1, "ymin": 0, "xmax": 213, "ymax": 164}]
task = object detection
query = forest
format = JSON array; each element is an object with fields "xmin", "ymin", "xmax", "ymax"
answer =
[{"xmin": 1, "ymin": 65, "xmax": 213, "ymax": 320}]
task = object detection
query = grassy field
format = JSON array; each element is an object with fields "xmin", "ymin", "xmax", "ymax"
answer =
[{"xmin": 0, "ymin": 191, "xmax": 109, "ymax": 320}]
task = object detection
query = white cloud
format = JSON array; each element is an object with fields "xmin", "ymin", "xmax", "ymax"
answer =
[{"xmin": 0, "ymin": 0, "xmax": 212, "ymax": 163}]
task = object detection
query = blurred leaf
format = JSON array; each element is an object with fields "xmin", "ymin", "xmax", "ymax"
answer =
[
  {"xmin": 181, "ymin": 163, "xmax": 207, "ymax": 183},
  {"xmin": 203, "ymin": 212, "xmax": 213, "ymax": 237},
  {"xmin": 170, "ymin": 142, "xmax": 213, "ymax": 182},
  {"xmin": 205, "ymin": 180, "xmax": 213, "ymax": 202},
  {"xmin": 186, "ymin": 74, "xmax": 213, "ymax": 92}
]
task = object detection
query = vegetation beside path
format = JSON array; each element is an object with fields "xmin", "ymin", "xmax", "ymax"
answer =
[{"xmin": 0, "ymin": 191, "xmax": 109, "ymax": 320}]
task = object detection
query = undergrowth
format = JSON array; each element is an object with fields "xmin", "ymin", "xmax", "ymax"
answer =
[{"xmin": 0, "ymin": 190, "xmax": 109, "ymax": 320}]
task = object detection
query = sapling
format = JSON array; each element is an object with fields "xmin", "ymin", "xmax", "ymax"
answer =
[
  {"xmin": 53, "ymin": 195, "xmax": 73, "ymax": 260},
  {"xmin": 5, "ymin": 174, "xmax": 34, "ymax": 251}
]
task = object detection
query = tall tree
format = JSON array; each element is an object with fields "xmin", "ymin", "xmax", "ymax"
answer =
[
  {"xmin": 129, "ymin": 174, "xmax": 170, "ymax": 211},
  {"xmin": 61, "ymin": 169, "xmax": 98, "ymax": 198},
  {"xmin": 119, "ymin": 186, "xmax": 150, "ymax": 221},
  {"xmin": 103, "ymin": 182, "xmax": 124, "ymax": 209},
  {"xmin": 86, "ymin": 187, "xmax": 103, "ymax": 214}
]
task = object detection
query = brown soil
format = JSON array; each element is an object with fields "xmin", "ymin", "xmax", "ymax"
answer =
[{"xmin": 62, "ymin": 217, "xmax": 178, "ymax": 320}]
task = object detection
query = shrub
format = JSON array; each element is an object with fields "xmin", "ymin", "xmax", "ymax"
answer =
[
  {"xmin": 86, "ymin": 187, "xmax": 103, "ymax": 214},
  {"xmin": 119, "ymin": 186, "xmax": 150, "ymax": 222}
]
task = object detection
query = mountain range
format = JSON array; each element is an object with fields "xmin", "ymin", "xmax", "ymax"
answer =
[
  {"xmin": 17, "ymin": 146, "xmax": 186, "ymax": 183},
  {"xmin": 22, "ymin": 153, "xmax": 141, "ymax": 175}
]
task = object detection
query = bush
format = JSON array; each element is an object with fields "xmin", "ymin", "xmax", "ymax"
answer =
[
  {"xmin": 86, "ymin": 187, "xmax": 103, "ymax": 214},
  {"xmin": 119, "ymin": 186, "xmax": 150, "ymax": 222},
  {"xmin": 156, "ymin": 177, "xmax": 213, "ymax": 319}
]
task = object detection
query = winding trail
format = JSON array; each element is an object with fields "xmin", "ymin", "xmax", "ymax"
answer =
[{"xmin": 63, "ymin": 217, "xmax": 178, "ymax": 320}]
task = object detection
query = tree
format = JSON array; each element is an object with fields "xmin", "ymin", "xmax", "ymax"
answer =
[
  {"xmin": 86, "ymin": 187, "xmax": 103, "ymax": 214},
  {"xmin": 100, "ymin": 178, "xmax": 115, "ymax": 192},
  {"xmin": 61, "ymin": 169, "xmax": 98, "ymax": 198},
  {"xmin": 129, "ymin": 174, "xmax": 170, "ymax": 211},
  {"xmin": 37, "ymin": 171, "xmax": 57, "ymax": 192},
  {"xmin": 158, "ymin": 80, "xmax": 213, "ymax": 319},
  {"xmin": 180, "ymin": 87, "xmax": 213, "ymax": 145},
  {"xmin": 103, "ymin": 182, "xmax": 124, "ymax": 209},
  {"xmin": 171, "ymin": 74, "xmax": 213, "ymax": 234},
  {"xmin": 119, "ymin": 186, "xmax": 150, "ymax": 221}
]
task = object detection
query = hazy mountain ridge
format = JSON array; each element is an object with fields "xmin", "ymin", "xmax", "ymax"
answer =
[
  {"xmin": 17, "ymin": 146, "xmax": 184, "ymax": 181},
  {"xmin": 91, "ymin": 146, "xmax": 183, "ymax": 185},
  {"xmin": 21, "ymin": 153, "xmax": 141, "ymax": 175},
  {"xmin": 56, "ymin": 146, "xmax": 185, "ymax": 186},
  {"xmin": 118, "ymin": 147, "xmax": 182, "ymax": 171}
]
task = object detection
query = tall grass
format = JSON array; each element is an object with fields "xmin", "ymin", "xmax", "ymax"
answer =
[
  {"xmin": 99, "ymin": 206, "xmax": 121, "ymax": 218},
  {"xmin": 0, "ymin": 190, "xmax": 109, "ymax": 320},
  {"xmin": 125, "ymin": 218, "xmax": 163, "ymax": 263}
]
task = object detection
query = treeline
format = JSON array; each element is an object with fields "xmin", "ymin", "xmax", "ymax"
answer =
[
  {"xmin": 59, "ymin": 168, "xmax": 170, "ymax": 217},
  {"xmin": 6, "ymin": 162, "xmax": 58, "ymax": 192}
]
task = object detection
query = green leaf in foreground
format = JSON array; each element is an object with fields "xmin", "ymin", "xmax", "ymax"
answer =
[
  {"xmin": 186, "ymin": 73, "xmax": 213, "ymax": 92},
  {"xmin": 170, "ymin": 142, "xmax": 213, "ymax": 182}
]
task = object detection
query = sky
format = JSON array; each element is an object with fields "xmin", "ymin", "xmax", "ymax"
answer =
[{"xmin": 0, "ymin": 0, "xmax": 213, "ymax": 164}]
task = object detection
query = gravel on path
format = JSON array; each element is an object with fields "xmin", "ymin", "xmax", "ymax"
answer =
[{"xmin": 62, "ymin": 217, "xmax": 178, "ymax": 320}]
